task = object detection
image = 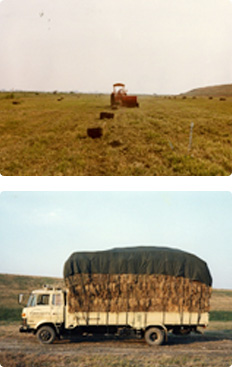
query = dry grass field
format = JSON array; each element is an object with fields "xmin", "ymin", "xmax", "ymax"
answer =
[
  {"xmin": 0, "ymin": 274, "xmax": 232, "ymax": 367},
  {"xmin": 0, "ymin": 91, "xmax": 231, "ymax": 175},
  {"xmin": 185, "ymin": 83, "xmax": 232, "ymax": 98},
  {"xmin": 0, "ymin": 273, "xmax": 63, "ymax": 318},
  {"xmin": 0, "ymin": 329, "xmax": 232, "ymax": 367}
]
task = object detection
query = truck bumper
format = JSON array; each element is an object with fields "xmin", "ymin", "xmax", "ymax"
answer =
[{"xmin": 19, "ymin": 326, "xmax": 33, "ymax": 333}]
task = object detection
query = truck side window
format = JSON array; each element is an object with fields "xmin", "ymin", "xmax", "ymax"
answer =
[
  {"xmin": 52, "ymin": 294, "xmax": 63, "ymax": 306},
  {"xmin": 37, "ymin": 294, "xmax": 50, "ymax": 305}
]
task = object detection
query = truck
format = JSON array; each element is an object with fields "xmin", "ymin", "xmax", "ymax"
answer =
[{"xmin": 19, "ymin": 246, "xmax": 212, "ymax": 346}]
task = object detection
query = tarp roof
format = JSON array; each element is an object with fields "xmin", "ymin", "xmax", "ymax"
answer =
[
  {"xmin": 113, "ymin": 83, "xmax": 125, "ymax": 87},
  {"xmin": 64, "ymin": 246, "xmax": 212, "ymax": 286}
]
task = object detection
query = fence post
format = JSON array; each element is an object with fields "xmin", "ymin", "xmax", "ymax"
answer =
[{"xmin": 188, "ymin": 122, "xmax": 194, "ymax": 153}]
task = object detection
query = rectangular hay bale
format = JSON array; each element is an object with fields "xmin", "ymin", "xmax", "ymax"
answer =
[{"xmin": 66, "ymin": 273, "xmax": 211, "ymax": 314}]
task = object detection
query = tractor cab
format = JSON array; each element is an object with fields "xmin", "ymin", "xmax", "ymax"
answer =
[
  {"xmin": 113, "ymin": 83, "xmax": 127, "ymax": 101},
  {"xmin": 111, "ymin": 83, "xmax": 127, "ymax": 106},
  {"xmin": 111, "ymin": 82, "xmax": 139, "ymax": 108}
]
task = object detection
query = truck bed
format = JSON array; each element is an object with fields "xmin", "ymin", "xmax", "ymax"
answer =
[{"xmin": 66, "ymin": 310, "xmax": 208, "ymax": 329}]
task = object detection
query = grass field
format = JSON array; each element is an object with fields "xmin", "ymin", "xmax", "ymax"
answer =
[
  {"xmin": 0, "ymin": 351, "xmax": 231, "ymax": 367},
  {"xmin": 0, "ymin": 273, "xmax": 62, "ymax": 321},
  {"xmin": 0, "ymin": 92, "xmax": 231, "ymax": 175}
]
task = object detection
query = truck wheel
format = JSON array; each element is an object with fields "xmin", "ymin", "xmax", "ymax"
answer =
[
  {"xmin": 145, "ymin": 327, "xmax": 164, "ymax": 346},
  {"xmin": 37, "ymin": 326, "xmax": 56, "ymax": 344}
]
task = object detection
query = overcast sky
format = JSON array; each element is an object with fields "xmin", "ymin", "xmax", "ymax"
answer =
[
  {"xmin": 0, "ymin": 0, "xmax": 232, "ymax": 94},
  {"xmin": 0, "ymin": 191, "xmax": 231, "ymax": 289}
]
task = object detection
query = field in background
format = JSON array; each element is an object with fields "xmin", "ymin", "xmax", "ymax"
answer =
[
  {"xmin": 185, "ymin": 83, "xmax": 232, "ymax": 97},
  {"xmin": 0, "ymin": 273, "xmax": 63, "ymax": 321},
  {"xmin": 0, "ymin": 92, "xmax": 231, "ymax": 175}
]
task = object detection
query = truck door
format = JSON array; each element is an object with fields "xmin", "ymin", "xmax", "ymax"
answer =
[
  {"xmin": 27, "ymin": 293, "xmax": 51, "ymax": 326},
  {"xmin": 51, "ymin": 293, "xmax": 64, "ymax": 324}
]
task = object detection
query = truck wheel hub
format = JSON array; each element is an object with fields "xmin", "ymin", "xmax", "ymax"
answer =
[{"xmin": 40, "ymin": 330, "xmax": 51, "ymax": 341}]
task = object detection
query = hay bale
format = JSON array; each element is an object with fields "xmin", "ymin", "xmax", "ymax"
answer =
[
  {"xmin": 87, "ymin": 127, "xmax": 103, "ymax": 139},
  {"xmin": 64, "ymin": 247, "xmax": 212, "ymax": 314},
  {"xmin": 66, "ymin": 273, "xmax": 211, "ymax": 314},
  {"xmin": 100, "ymin": 112, "xmax": 114, "ymax": 120}
]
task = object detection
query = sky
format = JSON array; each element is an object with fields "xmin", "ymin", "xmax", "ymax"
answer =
[
  {"xmin": 0, "ymin": 191, "xmax": 231, "ymax": 289},
  {"xmin": 0, "ymin": 0, "xmax": 232, "ymax": 94}
]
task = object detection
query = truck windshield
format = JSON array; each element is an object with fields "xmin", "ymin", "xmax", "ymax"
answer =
[
  {"xmin": 27, "ymin": 294, "xmax": 36, "ymax": 307},
  {"xmin": 27, "ymin": 294, "xmax": 50, "ymax": 306}
]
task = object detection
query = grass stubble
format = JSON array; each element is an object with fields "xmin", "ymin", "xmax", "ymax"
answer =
[
  {"xmin": 0, "ymin": 352, "xmax": 232, "ymax": 367},
  {"xmin": 0, "ymin": 92, "xmax": 231, "ymax": 175}
]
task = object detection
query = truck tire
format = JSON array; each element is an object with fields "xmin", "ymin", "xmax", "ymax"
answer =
[
  {"xmin": 37, "ymin": 326, "xmax": 56, "ymax": 344},
  {"xmin": 145, "ymin": 327, "xmax": 164, "ymax": 346}
]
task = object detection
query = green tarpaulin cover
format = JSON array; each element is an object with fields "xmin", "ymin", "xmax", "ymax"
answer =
[{"xmin": 64, "ymin": 246, "xmax": 212, "ymax": 286}]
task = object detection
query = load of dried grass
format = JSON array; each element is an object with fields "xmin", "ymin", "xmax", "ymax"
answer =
[{"xmin": 65, "ymin": 273, "xmax": 211, "ymax": 314}]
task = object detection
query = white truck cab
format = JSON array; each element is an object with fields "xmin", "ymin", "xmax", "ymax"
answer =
[{"xmin": 20, "ymin": 285, "xmax": 65, "ymax": 344}]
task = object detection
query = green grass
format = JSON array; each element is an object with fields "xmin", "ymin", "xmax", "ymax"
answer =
[
  {"xmin": 0, "ymin": 307, "xmax": 21, "ymax": 322},
  {"xmin": 210, "ymin": 311, "xmax": 232, "ymax": 321},
  {"xmin": 0, "ymin": 92, "xmax": 231, "ymax": 175}
]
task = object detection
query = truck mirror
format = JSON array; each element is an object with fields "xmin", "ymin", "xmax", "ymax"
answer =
[{"xmin": 18, "ymin": 294, "xmax": 24, "ymax": 304}]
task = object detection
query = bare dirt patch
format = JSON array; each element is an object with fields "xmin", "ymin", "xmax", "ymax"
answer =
[{"xmin": 0, "ymin": 324, "xmax": 232, "ymax": 367}]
